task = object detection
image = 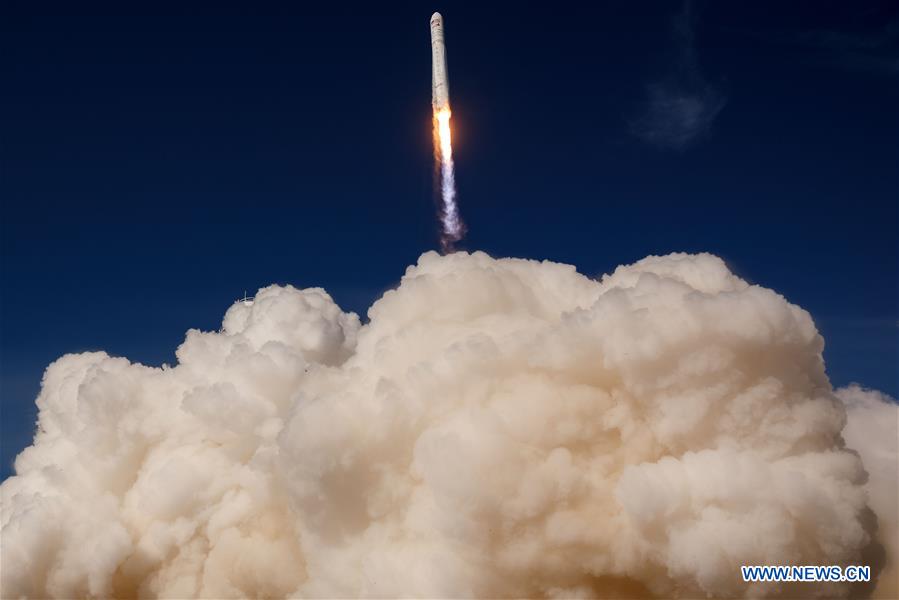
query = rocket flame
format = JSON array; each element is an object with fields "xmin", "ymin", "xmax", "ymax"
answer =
[
  {"xmin": 433, "ymin": 106, "xmax": 464, "ymax": 251},
  {"xmin": 435, "ymin": 107, "xmax": 453, "ymax": 159}
]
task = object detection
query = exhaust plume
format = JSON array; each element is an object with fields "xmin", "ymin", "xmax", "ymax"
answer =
[
  {"xmin": 433, "ymin": 106, "xmax": 464, "ymax": 251},
  {"xmin": 1, "ymin": 251, "xmax": 895, "ymax": 598}
]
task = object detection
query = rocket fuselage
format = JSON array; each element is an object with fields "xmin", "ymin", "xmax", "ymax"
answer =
[{"xmin": 430, "ymin": 12, "xmax": 449, "ymax": 110}]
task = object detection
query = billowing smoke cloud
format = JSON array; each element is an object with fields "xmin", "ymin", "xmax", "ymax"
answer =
[
  {"xmin": 836, "ymin": 384, "xmax": 899, "ymax": 599},
  {"xmin": 1, "ymin": 252, "xmax": 895, "ymax": 598}
]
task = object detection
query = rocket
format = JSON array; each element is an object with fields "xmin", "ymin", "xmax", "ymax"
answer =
[{"xmin": 430, "ymin": 12, "xmax": 450, "ymax": 110}]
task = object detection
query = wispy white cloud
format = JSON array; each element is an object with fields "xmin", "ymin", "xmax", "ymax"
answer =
[{"xmin": 630, "ymin": 1, "xmax": 726, "ymax": 151}]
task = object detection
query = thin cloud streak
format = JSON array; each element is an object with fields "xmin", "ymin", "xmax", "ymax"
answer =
[
  {"xmin": 778, "ymin": 20, "xmax": 899, "ymax": 75},
  {"xmin": 734, "ymin": 17, "xmax": 899, "ymax": 76}
]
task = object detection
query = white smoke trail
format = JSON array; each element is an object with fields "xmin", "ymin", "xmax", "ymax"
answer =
[
  {"xmin": 434, "ymin": 107, "xmax": 464, "ymax": 251},
  {"xmin": 1, "ymin": 251, "xmax": 896, "ymax": 598}
]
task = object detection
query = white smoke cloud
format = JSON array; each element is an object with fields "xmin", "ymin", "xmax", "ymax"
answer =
[
  {"xmin": 1, "ymin": 251, "xmax": 895, "ymax": 598},
  {"xmin": 836, "ymin": 384, "xmax": 899, "ymax": 599}
]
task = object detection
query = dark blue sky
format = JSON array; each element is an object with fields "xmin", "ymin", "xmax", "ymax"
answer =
[{"xmin": 2, "ymin": 1, "xmax": 897, "ymax": 480}]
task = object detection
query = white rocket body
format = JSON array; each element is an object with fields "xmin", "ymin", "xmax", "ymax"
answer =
[{"xmin": 430, "ymin": 12, "xmax": 450, "ymax": 110}]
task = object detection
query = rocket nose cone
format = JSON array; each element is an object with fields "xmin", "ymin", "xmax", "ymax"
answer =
[{"xmin": 431, "ymin": 12, "xmax": 442, "ymax": 24}]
